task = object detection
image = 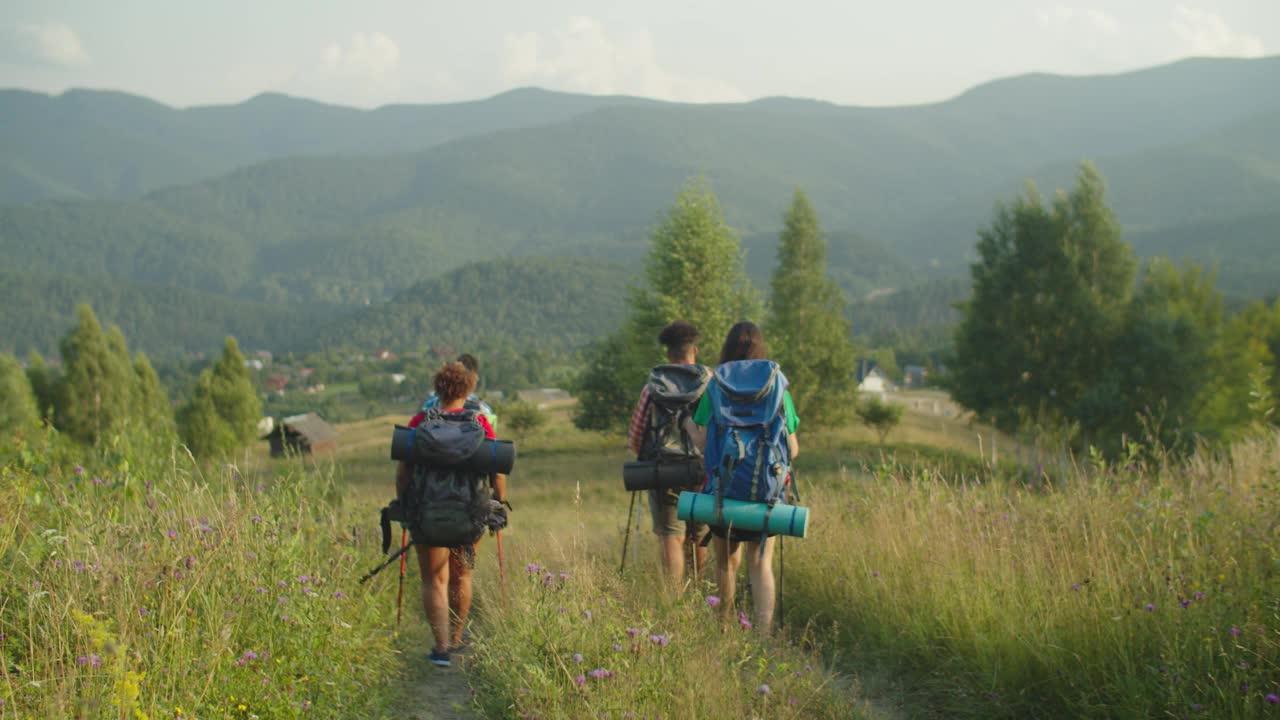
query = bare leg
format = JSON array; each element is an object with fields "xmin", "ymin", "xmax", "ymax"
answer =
[
  {"xmin": 744, "ymin": 538, "xmax": 776, "ymax": 631},
  {"xmin": 447, "ymin": 545, "xmax": 476, "ymax": 647},
  {"xmin": 659, "ymin": 535, "xmax": 684, "ymax": 584},
  {"xmin": 416, "ymin": 546, "xmax": 451, "ymax": 653},
  {"xmin": 712, "ymin": 535, "xmax": 742, "ymax": 619}
]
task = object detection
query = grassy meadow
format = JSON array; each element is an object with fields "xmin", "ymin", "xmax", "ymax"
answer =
[{"xmin": 4, "ymin": 393, "xmax": 1279, "ymax": 718}]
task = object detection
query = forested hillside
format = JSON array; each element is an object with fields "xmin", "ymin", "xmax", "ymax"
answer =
[
  {"xmin": 0, "ymin": 87, "xmax": 656, "ymax": 203},
  {"xmin": 308, "ymin": 257, "xmax": 633, "ymax": 353},
  {"xmin": 2, "ymin": 56, "xmax": 1278, "ymax": 358}
]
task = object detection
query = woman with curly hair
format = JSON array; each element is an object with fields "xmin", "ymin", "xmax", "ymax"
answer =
[{"xmin": 396, "ymin": 361, "xmax": 507, "ymax": 667}]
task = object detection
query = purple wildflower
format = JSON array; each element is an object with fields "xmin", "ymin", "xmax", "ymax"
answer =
[
  {"xmin": 574, "ymin": 675, "xmax": 586, "ymax": 687},
  {"xmin": 525, "ymin": 563, "xmax": 542, "ymax": 573},
  {"xmin": 255, "ymin": 586, "xmax": 267, "ymax": 594},
  {"xmin": 626, "ymin": 627, "xmax": 640, "ymax": 638},
  {"xmin": 333, "ymin": 591, "xmax": 346, "ymax": 600},
  {"xmin": 872, "ymin": 571, "xmax": 880, "ymax": 578},
  {"xmin": 74, "ymin": 465, "xmax": 84, "ymax": 475},
  {"xmin": 138, "ymin": 607, "xmax": 148, "ymax": 618},
  {"xmin": 612, "ymin": 643, "xmax": 624, "ymax": 652},
  {"xmin": 706, "ymin": 595, "xmax": 721, "ymax": 608},
  {"xmin": 582, "ymin": 609, "xmax": 592, "ymax": 620},
  {"xmin": 251, "ymin": 515, "xmax": 262, "ymax": 523},
  {"xmin": 1144, "ymin": 603, "xmax": 1156, "ymax": 612},
  {"xmin": 1193, "ymin": 591, "xmax": 1206, "ymax": 601},
  {"xmin": 166, "ymin": 530, "xmax": 177, "ymax": 539},
  {"xmin": 1231, "ymin": 626, "xmax": 1242, "ymax": 637},
  {"xmin": 1180, "ymin": 599, "xmax": 1191, "ymax": 609},
  {"xmin": 559, "ymin": 572, "xmax": 571, "ymax": 581},
  {"xmin": 278, "ymin": 580, "xmax": 288, "ymax": 588},
  {"xmin": 757, "ymin": 684, "xmax": 771, "ymax": 696},
  {"xmin": 1268, "ymin": 694, "xmax": 1280, "ymax": 705},
  {"xmin": 92, "ymin": 477, "xmax": 103, "ymax": 485},
  {"xmin": 72, "ymin": 560, "xmax": 85, "ymax": 572},
  {"xmin": 738, "ymin": 611, "xmax": 753, "ymax": 630},
  {"xmin": 572, "ymin": 653, "xmax": 584, "ymax": 664},
  {"xmin": 1071, "ymin": 583, "xmax": 1081, "ymax": 591},
  {"xmin": 244, "ymin": 650, "xmax": 259, "ymax": 660},
  {"xmin": 588, "ymin": 668, "xmax": 613, "ymax": 680},
  {"xmin": 297, "ymin": 575, "xmax": 311, "ymax": 585},
  {"xmin": 648, "ymin": 634, "xmax": 670, "ymax": 648}
]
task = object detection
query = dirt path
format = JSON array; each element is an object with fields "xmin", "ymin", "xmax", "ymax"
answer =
[{"xmin": 397, "ymin": 650, "xmax": 477, "ymax": 720}]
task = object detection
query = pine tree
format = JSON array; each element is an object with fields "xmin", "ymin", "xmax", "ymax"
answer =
[
  {"xmin": 0, "ymin": 352, "xmax": 39, "ymax": 435},
  {"xmin": 178, "ymin": 336, "xmax": 262, "ymax": 456},
  {"xmin": 133, "ymin": 352, "xmax": 175, "ymax": 434},
  {"xmin": 767, "ymin": 189, "xmax": 858, "ymax": 423},
  {"xmin": 629, "ymin": 180, "xmax": 760, "ymax": 348},
  {"xmin": 55, "ymin": 304, "xmax": 136, "ymax": 444},
  {"xmin": 575, "ymin": 180, "xmax": 759, "ymax": 430}
]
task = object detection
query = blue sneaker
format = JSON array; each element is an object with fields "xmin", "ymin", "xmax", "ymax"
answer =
[{"xmin": 428, "ymin": 649, "xmax": 451, "ymax": 668}]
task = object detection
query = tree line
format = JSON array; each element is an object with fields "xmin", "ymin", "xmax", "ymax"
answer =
[
  {"xmin": 574, "ymin": 181, "xmax": 858, "ymax": 430},
  {"xmin": 0, "ymin": 305, "xmax": 262, "ymax": 457},
  {"xmin": 948, "ymin": 163, "xmax": 1280, "ymax": 455}
]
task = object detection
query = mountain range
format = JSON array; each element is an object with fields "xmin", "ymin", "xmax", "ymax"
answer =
[{"xmin": 1, "ymin": 55, "xmax": 1277, "ymax": 359}]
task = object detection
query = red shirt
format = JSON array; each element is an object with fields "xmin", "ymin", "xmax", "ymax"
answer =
[{"xmin": 408, "ymin": 408, "xmax": 496, "ymax": 440}]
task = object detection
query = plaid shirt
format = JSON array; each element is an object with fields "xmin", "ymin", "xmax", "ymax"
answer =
[{"xmin": 626, "ymin": 385, "xmax": 651, "ymax": 456}]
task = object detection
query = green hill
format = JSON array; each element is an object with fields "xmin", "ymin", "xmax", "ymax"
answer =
[
  {"xmin": 0, "ymin": 87, "xmax": 658, "ymax": 204},
  {"xmin": 308, "ymin": 256, "xmax": 633, "ymax": 353},
  {"xmin": 2, "ymin": 56, "xmax": 1279, "ymax": 356}
]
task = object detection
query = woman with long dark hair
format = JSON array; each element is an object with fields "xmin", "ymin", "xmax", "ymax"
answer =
[{"xmin": 689, "ymin": 321, "xmax": 799, "ymax": 630}]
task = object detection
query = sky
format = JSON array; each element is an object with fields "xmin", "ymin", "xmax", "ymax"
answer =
[{"xmin": 0, "ymin": 1, "xmax": 1274, "ymax": 108}]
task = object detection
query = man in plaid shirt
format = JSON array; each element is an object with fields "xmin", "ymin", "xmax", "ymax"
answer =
[{"xmin": 626, "ymin": 320, "xmax": 710, "ymax": 582}]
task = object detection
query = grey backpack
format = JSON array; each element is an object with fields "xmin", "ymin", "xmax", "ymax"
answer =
[{"xmin": 406, "ymin": 409, "xmax": 492, "ymax": 547}]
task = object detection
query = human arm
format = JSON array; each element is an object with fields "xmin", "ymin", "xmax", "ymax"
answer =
[
  {"xmin": 788, "ymin": 432, "xmax": 799, "ymax": 459},
  {"xmin": 626, "ymin": 387, "xmax": 651, "ymax": 456},
  {"xmin": 686, "ymin": 394, "xmax": 710, "ymax": 452}
]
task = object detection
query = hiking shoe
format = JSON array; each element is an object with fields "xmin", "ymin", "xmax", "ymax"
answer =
[{"xmin": 428, "ymin": 649, "xmax": 451, "ymax": 668}]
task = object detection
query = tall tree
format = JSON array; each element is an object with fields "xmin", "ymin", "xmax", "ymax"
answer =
[
  {"xmin": 25, "ymin": 351, "xmax": 58, "ymax": 422},
  {"xmin": 767, "ymin": 189, "xmax": 858, "ymax": 422},
  {"xmin": 0, "ymin": 353, "xmax": 39, "ymax": 436},
  {"xmin": 178, "ymin": 336, "xmax": 262, "ymax": 456},
  {"xmin": 948, "ymin": 163, "xmax": 1136, "ymax": 441},
  {"xmin": 133, "ymin": 352, "xmax": 175, "ymax": 434},
  {"xmin": 55, "ymin": 304, "xmax": 136, "ymax": 444},
  {"xmin": 1200, "ymin": 298, "xmax": 1280, "ymax": 437},
  {"xmin": 1077, "ymin": 260, "xmax": 1224, "ymax": 452},
  {"xmin": 575, "ymin": 180, "xmax": 759, "ymax": 430}
]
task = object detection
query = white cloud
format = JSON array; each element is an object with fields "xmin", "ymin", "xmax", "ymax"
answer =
[
  {"xmin": 12, "ymin": 21, "xmax": 90, "ymax": 66},
  {"xmin": 1170, "ymin": 5, "xmax": 1265, "ymax": 58},
  {"xmin": 283, "ymin": 31, "xmax": 455, "ymax": 107},
  {"xmin": 1036, "ymin": 6, "xmax": 1120, "ymax": 36},
  {"xmin": 501, "ymin": 16, "xmax": 744, "ymax": 102}
]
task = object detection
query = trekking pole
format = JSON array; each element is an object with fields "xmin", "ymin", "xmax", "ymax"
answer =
[
  {"xmin": 496, "ymin": 529, "xmax": 507, "ymax": 606},
  {"xmin": 358, "ymin": 541, "xmax": 411, "ymax": 584},
  {"xmin": 619, "ymin": 490, "xmax": 638, "ymax": 573},
  {"xmin": 395, "ymin": 528, "xmax": 408, "ymax": 631}
]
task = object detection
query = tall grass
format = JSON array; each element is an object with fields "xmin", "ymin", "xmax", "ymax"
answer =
[
  {"xmin": 0, "ymin": 430, "xmax": 406, "ymax": 718},
  {"xmin": 344, "ymin": 445, "xmax": 879, "ymax": 719},
  {"xmin": 786, "ymin": 435, "xmax": 1280, "ymax": 718}
]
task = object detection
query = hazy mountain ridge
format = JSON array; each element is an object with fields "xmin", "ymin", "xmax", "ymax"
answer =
[{"xmin": 2, "ymin": 56, "xmax": 1277, "ymax": 355}]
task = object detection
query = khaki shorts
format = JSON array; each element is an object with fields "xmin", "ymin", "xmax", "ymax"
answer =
[{"xmin": 648, "ymin": 488, "xmax": 707, "ymax": 540}]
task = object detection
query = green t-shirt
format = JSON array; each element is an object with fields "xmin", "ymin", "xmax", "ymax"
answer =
[{"xmin": 692, "ymin": 391, "xmax": 799, "ymax": 434}]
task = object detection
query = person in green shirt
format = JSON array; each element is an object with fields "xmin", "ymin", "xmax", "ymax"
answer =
[{"xmin": 687, "ymin": 321, "xmax": 799, "ymax": 631}]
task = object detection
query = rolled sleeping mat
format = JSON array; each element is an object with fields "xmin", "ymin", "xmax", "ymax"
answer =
[
  {"xmin": 676, "ymin": 491, "xmax": 809, "ymax": 539},
  {"xmin": 622, "ymin": 460, "xmax": 704, "ymax": 492},
  {"xmin": 389, "ymin": 425, "xmax": 517, "ymax": 474}
]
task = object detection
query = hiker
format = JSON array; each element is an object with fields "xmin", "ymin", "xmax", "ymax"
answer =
[
  {"xmin": 396, "ymin": 361, "xmax": 508, "ymax": 667},
  {"xmin": 688, "ymin": 321, "xmax": 799, "ymax": 631},
  {"xmin": 627, "ymin": 320, "xmax": 713, "ymax": 583},
  {"xmin": 421, "ymin": 353, "xmax": 499, "ymax": 430}
]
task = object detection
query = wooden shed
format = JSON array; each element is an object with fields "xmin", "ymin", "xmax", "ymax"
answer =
[{"xmin": 263, "ymin": 413, "xmax": 338, "ymax": 457}]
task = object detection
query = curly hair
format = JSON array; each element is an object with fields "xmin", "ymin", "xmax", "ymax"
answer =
[{"xmin": 433, "ymin": 361, "xmax": 478, "ymax": 404}]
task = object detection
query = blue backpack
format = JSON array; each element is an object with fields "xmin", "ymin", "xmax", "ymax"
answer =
[{"xmin": 702, "ymin": 360, "xmax": 791, "ymax": 507}]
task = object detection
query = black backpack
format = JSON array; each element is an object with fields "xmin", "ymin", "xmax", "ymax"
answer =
[
  {"xmin": 404, "ymin": 409, "xmax": 493, "ymax": 547},
  {"xmin": 638, "ymin": 364, "xmax": 712, "ymax": 463}
]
